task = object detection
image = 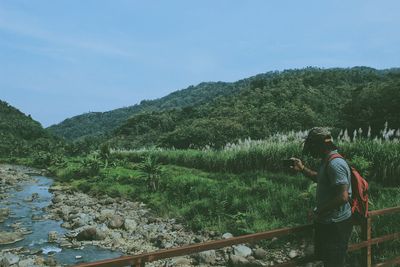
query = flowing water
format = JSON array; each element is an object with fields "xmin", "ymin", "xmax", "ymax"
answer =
[{"xmin": 0, "ymin": 175, "xmax": 122, "ymax": 266}]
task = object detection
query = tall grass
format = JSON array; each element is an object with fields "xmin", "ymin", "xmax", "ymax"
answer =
[{"xmin": 112, "ymin": 139, "xmax": 400, "ymax": 186}]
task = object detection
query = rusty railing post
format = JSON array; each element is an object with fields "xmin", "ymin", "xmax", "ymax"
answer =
[{"xmin": 361, "ymin": 217, "xmax": 372, "ymax": 267}]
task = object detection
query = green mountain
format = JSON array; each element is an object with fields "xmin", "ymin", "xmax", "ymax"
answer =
[
  {"xmin": 110, "ymin": 67, "xmax": 400, "ymax": 149},
  {"xmin": 0, "ymin": 100, "xmax": 51, "ymax": 157},
  {"xmin": 47, "ymin": 81, "xmax": 246, "ymax": 140}
]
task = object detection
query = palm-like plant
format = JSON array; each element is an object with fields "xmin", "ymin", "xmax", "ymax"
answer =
[
  {"xmin": 81, "ymin": 155, "xmax": 102, "ymax": 177},
  {"xmin": 99, "ymin": 143, "xmax": 111, "ymax": 168},
  {"xmin": 138, "ymin": 155, "xmax": 162, "ymax": 192}
]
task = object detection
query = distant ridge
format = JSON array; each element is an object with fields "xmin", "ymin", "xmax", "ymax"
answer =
[
  {"xmin": 47, "ymin": 67, "xmax": 400, "ymax": 148},
  {"xmin": 47, "ymin": 80, "xmax": 248, "ymax": 140}
]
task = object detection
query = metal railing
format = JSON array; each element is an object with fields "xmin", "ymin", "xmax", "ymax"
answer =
[{"xmin": 74, "ymin": 206, "xmax": 400, "ymax": 267}]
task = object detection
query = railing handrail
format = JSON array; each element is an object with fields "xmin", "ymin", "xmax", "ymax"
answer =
[
  {"xmin": 73, "ymin": 206, "xmax": 400, "ymax": 267},
  {"xmin": 368, "ymin": 206, "xmax": 400, "ymax": 217}
]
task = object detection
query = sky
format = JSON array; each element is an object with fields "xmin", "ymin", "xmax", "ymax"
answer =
[{"xmin": 0, "ymin": 0, "xmax": 399, "ymax": 127}]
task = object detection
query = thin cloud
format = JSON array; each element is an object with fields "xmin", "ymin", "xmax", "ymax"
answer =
[
  {"xmin": 0, "ymin": 40, "xmax": 78, "ymax": 62},
  {"xmin": 0, "ymin": 5, "xmax": 135, "ymax": 59}
]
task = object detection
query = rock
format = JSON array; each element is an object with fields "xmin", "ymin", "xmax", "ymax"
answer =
[
  {"xmin": 124, "ymin": 219, "xmax": 138, "ymax": 232},
  {"xmin": 172, "ymin": 223, "xmax": 184, "ymax": 231},
  {"xmin": 59, "ymin": 206, "xmax": 71, "ymax": 220},
  {"xmin": 254, "ymin": 248, "xmax": 267, "ymax": 259},
  {"xmin": 2, "ymin": 253, "xmax": 19, "ymax": 265},
  {"xmin": 48, "ymin": 231, "xmax": 58, "ymax": 242},
  {"xmin": 61, "ymin": 222, "xmax": 72, "ymax": 229},
  {"xmin": 98, "ymin": 209, "xmax": 115, "ymax": 222},
  {"xmin": 18, "ymin": 258, "xmax": 35, "ymax": 267},
  {"xmin": 29, "ymin": 249, "xmax": 43, "ymax": 255},
  {"xmin": 108, "ymin": 215, "xmax": 124, "ymax": 229},
  {"xmin": 247, "ymin": 257, "xmax": 265, "ymax": 267},
  {"xmin": 72, "ymin": 213, "xmax": 93, "ymax": 228},
  {"xmin": 230, "ymin": 255, "xmax": 250, "ymax": 266},
  {"xmin": 150, "ymin": 235, "xmax": 164, "ymax": 248},
  {"xmin": 222, "ymin": 232, "xmax": 234, "ymax": 239},
  {"xmin": 52, "ymin": 194, "xmax": 63, "ymax": 204},
  {"xmin": 110, "ymin": 231, "xmax": 122, "ymax": 241},
  {"xmin": 18, "ymin": 228, "xmax": 32, "ymax": 235},
  {"xmin": 11, "ymin": 222, "xmax": 22, "ymax": 229},
  {"xmin": 31, "ymin": 214, "xmax": 44, "ymax": 221},
  {"xmin": 23, "ymin": 196, "xmax": 33, "ymax": 202},
  {"xmin": 206, "ymin": 230, "xmax": 218, "ymax": 238},
  {"xmin": 173, "ymin": 257, "xmax": 191, "ymax": 266},
  {"xmin": 194, "ymin": 250, "xmax": 216, "ymax": 264},
  {"xmin": 34, "ymin": 256, "xmax": 45, "ymax": 265},
  {"xmin": 0, "ymin": 231, "xmax": 24, "ymax": 245},
  {"xmin": 76, "ymin": 227, "xmax": 105, "ymax": 241},
  {"xmin": 0, "ymin": 208, "xmax": 10, "ymax": 222},
  {"xmin": 102, "ymin": 197, "xmax": 115, "ymax": 205},
  {"xmin": 161, "ymin": 242, "xmax": 173, "ymax": 249},
  {"xmin": 44, "ymin": 257, "xmax": 57, "ymax": 266},
  {"xmin": 0, "ymin": 258, "xmax": 10, "ymax": 267},
  {"xmin": 233, "ymin": 244, "xmax": 252, "ymax": 257},
  {"xmin": 289, "ymin": 249, "xmax": 298, "ymax": 259},
  {"xmin": 70, "ymin": 206, "xmax": 80, "ymax": 214},
  {"xmin": 60, "ymin": 240, "xmax": 73, "ymax": 248},
  {"xmin": 31, "ymin": 193, "xmax": 39, "ymax": 200}
]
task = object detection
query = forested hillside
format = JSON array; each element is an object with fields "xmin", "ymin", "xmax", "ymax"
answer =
[
  {"xmin": 0, "ymin": 100, "xmax": 53, "ymax": 157},
  {"xmin": 47, "ymin": 81, "xmax": 246, "ymax": 140},
  {"xmin": 110, "ymin": 67, "xmax": 400, "ymax": 149}
]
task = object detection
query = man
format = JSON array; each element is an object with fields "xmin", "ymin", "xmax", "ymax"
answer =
[{"xmin": 291, "ymin": 127, "xmax": 353, "ymax": 267}]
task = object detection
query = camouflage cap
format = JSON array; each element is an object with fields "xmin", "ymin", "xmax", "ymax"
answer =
[
  {"xmin": 305, "ymin": 127, "xmax": 333, "ymax": 143},
  {"xmin": 303, "ymin": 127, "xmax": 335, "ymax": 155}
]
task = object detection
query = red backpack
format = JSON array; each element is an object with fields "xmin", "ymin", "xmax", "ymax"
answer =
[{"xmin": 327, "ymin": 154, "xmax": 369, "ymax": 218}]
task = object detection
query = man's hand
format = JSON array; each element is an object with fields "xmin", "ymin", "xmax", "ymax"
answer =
[
  {"xmin": 290, "ymin": 157, "xmax": 305, "ymax": 172},
  {"xmin": 290, "ymin": 158, "xmax": 318, "ymax": 182}
]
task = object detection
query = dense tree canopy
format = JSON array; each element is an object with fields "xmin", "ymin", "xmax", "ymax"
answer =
[
  {"xmin": 0, "ymin": 100, "xmax": 56, "ymax": 157},
  {"xmin": 110, "ymin": 67, "xmax": 400, "ymax": 149},
  {"xmin": 48, "ymin": 82, "xmax": 244, "ymax": 140}
]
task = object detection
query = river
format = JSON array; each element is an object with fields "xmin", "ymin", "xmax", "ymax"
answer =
[{"xmin": 0, "ymin": 174, "xmax": 122, "ymax": 266}]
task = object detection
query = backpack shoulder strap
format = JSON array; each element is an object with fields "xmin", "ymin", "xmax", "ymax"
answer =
[
  {"xmin": 325, "ymin": 154, "xmax": 353, "ymax": 194},
  {"xmin": 325, "ymin": 153, "xmax": 344, "ymax": 167},
  {"xmin": 327, "ymin": 153, "xmax": 344, "ymax": 161}
]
